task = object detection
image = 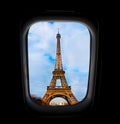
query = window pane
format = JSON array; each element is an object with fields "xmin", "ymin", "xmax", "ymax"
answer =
[{"xmin": 28, "ymin": 21, "xmax": 90, "ymax": 106}]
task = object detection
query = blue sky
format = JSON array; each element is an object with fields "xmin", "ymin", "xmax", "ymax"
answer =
[{"xmin": 28, "ymin": 21, "xmax": 90, "ymax": 102}]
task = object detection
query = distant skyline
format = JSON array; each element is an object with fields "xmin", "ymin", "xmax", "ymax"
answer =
[{"xmin": 28, "ymin": 21, "xmax": 90, "ymax": 101}]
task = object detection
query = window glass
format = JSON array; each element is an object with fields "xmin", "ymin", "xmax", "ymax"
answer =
[{"xmin": 28, "ymin": 21, "xmax": 90, "ymax": 105}]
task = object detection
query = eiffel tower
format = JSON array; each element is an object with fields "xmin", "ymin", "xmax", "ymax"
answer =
[{"xmin": 42, "ymin": 31, "xmax": 78, "ymax": 105}]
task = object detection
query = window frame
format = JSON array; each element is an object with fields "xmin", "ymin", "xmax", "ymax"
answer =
[{"xmin": 20, "ymin": 15, "xmax": 99, "ymax": 116}]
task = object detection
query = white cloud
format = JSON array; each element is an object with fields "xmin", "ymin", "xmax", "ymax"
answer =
[{"xmin": 28, "ymin": 21, "xmax": 90, "ymax": 101}]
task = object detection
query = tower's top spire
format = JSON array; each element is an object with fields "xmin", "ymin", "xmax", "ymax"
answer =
[
  {"xmin": 58, "ymin": 28, "xmax": 59, "ymax": 34},
  {"xmin": 56, "ymin": 28, "xmax": 61, "ymax": 38}
]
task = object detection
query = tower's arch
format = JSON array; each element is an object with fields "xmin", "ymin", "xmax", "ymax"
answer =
[{"xmin": 47, "ymin": 94, "xmax": 70, "ymax": 105}]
